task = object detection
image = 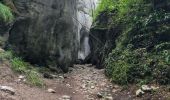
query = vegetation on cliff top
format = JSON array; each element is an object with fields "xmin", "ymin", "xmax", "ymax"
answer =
[
  {"xmin": 95, "ymin": 0, "xmax": 170, "ymax": 85},
  {"xmin": 0, "ymin": 2, "xmax": 13, "ymax": 22}
]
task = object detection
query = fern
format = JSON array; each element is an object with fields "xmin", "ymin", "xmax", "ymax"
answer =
[{"xmin": 0, "ymin": 2, "xmax": 13, "ymax": 22}]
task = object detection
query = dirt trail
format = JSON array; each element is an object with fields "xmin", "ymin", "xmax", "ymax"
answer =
[
  {"xmin": 0, "ymin": 63, "xmax": 169, "ymax": 100},
  {"xmin": 0, "ymin": 63, "xmax": 116, "ymax": 100}
]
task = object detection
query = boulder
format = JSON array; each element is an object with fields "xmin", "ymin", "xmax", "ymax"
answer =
[
  {"xmin": 9, "ymin": 0, "xmax": 79, "ymax": 72},
  {"xmin": 8, "ymin": 0, "xmax": 99, "ymax": 72}
]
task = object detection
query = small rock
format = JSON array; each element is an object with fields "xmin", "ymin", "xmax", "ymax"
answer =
[
  {"xmin": 23, "ymin": 79, "xmax": 26, "ymax": 82},
  {"xmin": 100, "ymin": 82, "xmax": 106, "ymax": 86},
  {"xmin": 90, "ymin": 86, "xmax": 95, "ymax": 89},
  {"xmin": 112, "ymin": 89, "xmax": 118, "ymax": 93},
  {"xmin": 105, "ymin": 96, "xmax": 113, "ymax": 100},
  {"xmin": 81, "ymin": 84, "xmax": 86, "ymax": 89},
  {"xmin": 62, "ymin": 95, "xmax": 71, "ymax": 100},
  {"xmin": 59, "ymin": 76, "xmax": 64, "ymax": 79},
  {"xmin": 0, "ymin": 86, "xmax": 15, "ymax": 95},
  {"xmin": 88, "ymin": 97, "xmax": 95, "ymax": 100},
  {"xmin": 47, "ymin": 88, "xmax": 56, "ymax": 93},
  {"xmin": 18, "ymin": 75, "xmax": 25, "ymax": 79},
  {"xmin": 43, "ymin": 73, "xmax": 54, "ymax": 79},
  {"xmin": 136, "ymin": 89, "xmax": 144, "ymax": 97},
  {"xmin": 51, "ymin": 74, "xmax": 58, "ymax": 78},
  {"xmin": 141, "ymin": 85, "xmax": 152, "ymax": 92},
  {"xmin": 151, "ymin": 86, "xmax": 159, "ymax": 90},
  {"xmin": 113, "ymin": 85, "xmax": 119, "ymax": 89},
  {"xmin": 17, "ymin": 75, "xmax": 26, "ymax": 82},
  {"xmin": 97, "ymin": 92, "xmax": 103, "ymax": 98},
  {"xmin": 63, "ymin": 75, "xmax": 68, "ymax": 79},
  {"xmin": 17, "ymin": 79, "xmax": 22, "ymax": 82},
  {"xmin": 66, "ymin": 84, "xmax": 71, "ymax": 87}
]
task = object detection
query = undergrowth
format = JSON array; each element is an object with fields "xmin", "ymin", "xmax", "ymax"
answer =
[
  {"xmin": 94, "ymin": 0, "xmax": 170, "ymax": 85},
  {"xmin": 105, "ymin": 48, "xmax": 170, "ymax": 85},
  {"xmin": 0, "ymin": 50, "xmax": 44, "ymax": 87},
  {"xmin": 0, "ymin": 2, "xmax": 13, "ymax": 22}
]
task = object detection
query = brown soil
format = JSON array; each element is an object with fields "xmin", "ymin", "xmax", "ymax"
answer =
[{"xmin": 0, "ymin": 62, "xmax": 170, "ymax": 100}]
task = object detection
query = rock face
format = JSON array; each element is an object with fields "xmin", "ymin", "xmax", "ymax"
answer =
[
  {"xmin": 8, "ymin": 0, "xmax": 99, "ymax": 72},
  {"xmin": 0, "ymin": 22, "xmax": 10, "ymax": 47},
  {"xmin": 77, "ymin": 0, "xmax": 98, "ymax": 60},
  {"xmin": 9, "ymin": 0, "xmax": 78, "ymax": 72},
  {"xmin": 89, "ymin": 11, "xmax": 119, "ymax": 68},
  {"xmin": 0, "ymin": 22, "xmax": 8, "ymax": 35}
]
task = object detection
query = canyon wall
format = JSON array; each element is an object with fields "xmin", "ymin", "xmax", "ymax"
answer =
[{"xmin": 8, "ymin": 0, "xmax": 98, "ymax": 71}]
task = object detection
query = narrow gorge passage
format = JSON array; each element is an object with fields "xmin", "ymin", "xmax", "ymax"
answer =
[{"xmin": 1, "ymin": 0, "xmax": 170, "ymax": 100}]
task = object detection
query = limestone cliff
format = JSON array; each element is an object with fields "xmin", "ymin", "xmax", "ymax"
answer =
[{"xmin": 8, "ymin": 0, "xmax": 98, "ymax": 72}]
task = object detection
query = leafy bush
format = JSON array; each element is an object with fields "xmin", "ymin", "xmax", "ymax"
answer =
[
  {"xmin": 94, "ymin": 0, "xmax": 170, "ymax": 85},
  {"xmin": 105, "ymin": 48, "xmax": 170, "ymax": 85},
  {"xmin": 0, "ymin": 2, "xmax": 13, "ymax": 22},
  {"xmin": 94, "ymin": 0, "xmax": 115, "ymax": 20}
]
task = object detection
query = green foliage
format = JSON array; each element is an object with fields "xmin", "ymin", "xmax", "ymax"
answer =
[
  {"xmin": 0, "ymin": 51, "xmax": 44, "ymax": 87},
  {"xmin": 11, "ymin": 57, "xmax": 28, "ymax": 73},
  {"xmin": 94, "ymin": 0, "xmax": 170, "ymax": 85},
  {"xmin": 0, "ymin": 50, "xmax": 13, "ymax": 60},
  {"xmin": 105, "ymin": 48, "xmax": 170, "ymax": 85},
  {"xmin": 11, "ymin": 57, "xmax": 44, "ymax": 87},
  {"xmin": 94, "ymin": 0, "xmax": 115, "ymax": 20},
  {"xmin": 0, "ymin": 2, "xmax": 13, "ymax": 22}
]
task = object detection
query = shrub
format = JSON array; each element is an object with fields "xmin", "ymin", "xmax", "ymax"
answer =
[
  {"xmin": 93, "ymin": 0, "xmax": 170, "ymax": 85},
  {"xmin": 105, "ymin": 48, "xmax": 170, "ymax": 85},
  {"xmin": 94, "ymin": 0, "xmax": 115, "ymax": 20},
  {"xmin": 0, "ymin": 2, "xmax": 13, "ymax": 22}
]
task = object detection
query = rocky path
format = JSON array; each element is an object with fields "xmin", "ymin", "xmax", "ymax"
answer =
[
  {"xmin": 0, "ymin": 63, "xmax": 117, "ymax": 100},
  {"xmin": 0, "ymin": 63, "xmax": 169, "ymax": 100}
]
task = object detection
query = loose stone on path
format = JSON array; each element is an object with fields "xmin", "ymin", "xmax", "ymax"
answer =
[{"xmin": 0, "ymin": 85, "xmax": 15, "ymax": 95}]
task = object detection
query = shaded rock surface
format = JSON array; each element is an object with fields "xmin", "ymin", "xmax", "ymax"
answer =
[
  {"xmin": 77, "ymin": 0, "xmax": 98, "ymax": 61},
  {"xmin": 8, "ymin": 0, "xmax": 99, "ymax": 71},
  {"xmin": 89, "ymin": 11, "xmax": 119, "ymax": 68},
  {"xmin": 9, "ymin": 0, "xmax": 79, "ymax": 72}
]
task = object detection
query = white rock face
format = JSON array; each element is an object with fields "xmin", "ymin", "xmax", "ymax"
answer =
[
  {"xmin": 10, "ymin": 0, "xmax": 99, "ymax": 71},
  {"xmin": 77, "ymin": 0, "xmax": 99, "ymax": 60}
]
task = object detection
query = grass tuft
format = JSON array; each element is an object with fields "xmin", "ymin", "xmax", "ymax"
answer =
[{"xmin": 0, "ymin": 51, "xmax": 44, "ymax": 87}]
